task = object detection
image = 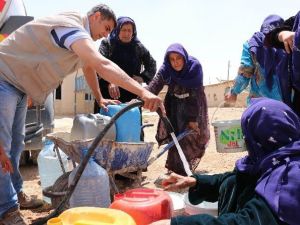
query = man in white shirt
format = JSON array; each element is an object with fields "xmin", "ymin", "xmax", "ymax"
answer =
[{"xmin": 0, "ymin": 4, "xmax": 164, "ymax": 225}]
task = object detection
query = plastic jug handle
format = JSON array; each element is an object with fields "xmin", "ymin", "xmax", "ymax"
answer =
[
  {"xmin": 47, "ymin": 217, "xmax": 63, "ymax": 225},
  {"xmin": 87, "ymin": 113, "xmax": 97, "ymax": 120}
]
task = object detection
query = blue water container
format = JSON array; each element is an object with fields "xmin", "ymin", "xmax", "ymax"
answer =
[
  {"xmin": 68, "ymin": 153, "xmax": 111, "ymax": 208},
  {"xmin": 100, "ymin": 104, "xmax": 141, "ymax": 142}
]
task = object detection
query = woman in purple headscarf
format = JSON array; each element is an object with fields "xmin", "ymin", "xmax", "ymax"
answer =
[
  {"xmin": 146, "ymin": 43, "xmax": 210, "ymax": 176},
  {"xmin": 225, "ymin": 15, "xmax": 288, "ymax": 106},
  {"xmin": 150, "ymin": 98, "xmax": 300, "ymax": 225},
  {"xmin": 264, "ymin": 11, "xmax": 300, "ymax": 116},
  {"xmin": 236, "ymin": 97, "xmax": 300, "ymax": 225}
]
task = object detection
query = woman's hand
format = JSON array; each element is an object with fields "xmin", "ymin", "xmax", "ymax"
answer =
[
  {"xmin": 162, "ymin": 173, "xmax": 197, "ymax": 191},
  {"xmin": 188, "ymin": 122, "xmax": 200, "ymax": 134},
  {"xmin": 108, "ymin": 83, "xmax": 120, "ymax": 99},
  {"xmin": 224, "ymin": 92, "xmax": 237, "ymax": 103},
  {"xmin": 0, "ymin": 146, "xmax": 13, "ymax": 174},
  {"xmin": 278, "ymin": 31, "xmax": 295, "ymax": 54},
  {"xmin": 148, "ymin": 219, "xmax": 171, "ymax": 225}
]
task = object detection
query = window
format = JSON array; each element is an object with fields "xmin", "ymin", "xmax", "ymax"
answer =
[
  {"xmin": 75, "ymin": 75, "xmax": 85, "ymax": 92},
  {"xmin": 213, "ymin": 93, "xmax": 217, "ymax": 101},
  {"xmin": 56, "ymin": 85, "xmax": 62, "ymax": 100},
  {"xmin": 85, "ymin": 93, "xmax": 92, "ymax": 101}
]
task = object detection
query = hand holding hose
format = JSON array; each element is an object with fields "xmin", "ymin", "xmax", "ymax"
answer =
[{"xmin": 140, "ymin": 90, "xmax": 166, "ymax": 115}]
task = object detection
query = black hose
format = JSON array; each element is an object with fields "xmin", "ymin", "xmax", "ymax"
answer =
[
  {"xmin": 32, "ymin": 100, "xmax": 143, "ymax": 225},
  {"xmin": 156, "ymin": 107, "xmax": 174, "ymax": 133}
]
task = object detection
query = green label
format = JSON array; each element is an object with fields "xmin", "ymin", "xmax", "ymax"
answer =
[{"xmin": 220, "ymin": 127, "xmax": 243, "ymax": 147}]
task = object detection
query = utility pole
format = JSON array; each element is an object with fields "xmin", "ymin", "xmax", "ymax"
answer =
[
  {"xmin": 74, "ymin": 70, "xmax": 78, "ymax": 116},
  {"xmin": 227, "ymin": 60, "xmax": 230, "ymax": 81}
]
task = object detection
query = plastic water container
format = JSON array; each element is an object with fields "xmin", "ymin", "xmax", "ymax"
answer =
[
  {"xmin": 47, "ymin": 207, "xmax": 136, "ymax": 225},
  {"xmin": 70, "ymin": 113, "xmax": 116, "ymax": 141},
  {"xmin": 37, "ymin": 138, "xmax": 69, "ymax": 203},
  {"xmin": 183, "ymin": 193, "xmax": 218, "ymax": 216},
  {"xmin": 166, "ymin": 192, "xmax": 185, "ymax": 216},
  {"xmin": 68, "ymin": 153, "xmax": 111, "ymax": 208},
  {"xmin": 211, "ymin": 119, "xmax": 246, "ymax": 153},
  {"xmin": 100, "ymin": 104, "xmax": 141, "ymax": 142},
  {"xmin": 110, "ymin": 188, "xmax": 173, "ymax": 225}
]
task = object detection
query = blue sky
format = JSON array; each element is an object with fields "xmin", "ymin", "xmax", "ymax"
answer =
[{"xmin": 23, "ymin": 0, "xmax": 299, "ymax": 85}]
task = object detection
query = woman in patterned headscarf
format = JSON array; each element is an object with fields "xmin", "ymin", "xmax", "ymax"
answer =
[
  {"xmin": 147, "ymin": 43, "xmax": 210, "ymax": 176},
  {"xmin": 150, "ymin": 97, "xmax": 300, "ymax": 225}
]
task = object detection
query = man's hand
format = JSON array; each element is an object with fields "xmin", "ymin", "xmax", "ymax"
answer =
[
  {"xmin": 0, "ymin": 147, "xmax": 13, "ymax": 174},
  {"xmin": 108, "ymin": 83, "xmax": 120, "ymax": 99},
  {"xmin": 162, "ymin": 173, "xmax": 197, "ymax": 191},
  {"xmin": 148, "ymin": 220, "xmax": 171, "ymax": 225},
  {"xmin": 140, "ymin": 90, "xmax": 165, "ymax": 114},
  {"xmin": 224, "ymin": 92, "xmax": 237, "ymax": 103},
  {"xmin": 96, "ymin": 98, "xmax": 121, "ymax": 112},
  {"xmin": 278, "ymin": 31, "xmax": 295, "ymax": 54}
]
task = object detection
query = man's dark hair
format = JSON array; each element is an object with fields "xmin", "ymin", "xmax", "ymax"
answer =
[{"xmin": 88, "ymin": 4, "xmax": 117, "ymax": 26}]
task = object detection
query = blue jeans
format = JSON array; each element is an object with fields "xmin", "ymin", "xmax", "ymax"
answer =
[{"xmin": 0, "ymin": 79, "xmax": 27, "ymax": 217}]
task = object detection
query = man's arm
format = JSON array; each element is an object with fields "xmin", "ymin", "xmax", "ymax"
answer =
[
  {"xmin": 82, "ymin": 65, "xmax": 120, "ymax": 110},
  {"xmin": 71, "ymin": 38, "xmax": 165, "ymax": 113}
]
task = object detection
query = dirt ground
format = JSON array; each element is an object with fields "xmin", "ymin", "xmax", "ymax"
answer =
[{"xmin": 20, "ymin": 106, "xmax": 247, "ymax": 224}]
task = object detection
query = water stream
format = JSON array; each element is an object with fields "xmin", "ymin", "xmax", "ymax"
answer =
[{"xmin": 170, "ymin": 133, "xmax": 193, "ymax": 176}]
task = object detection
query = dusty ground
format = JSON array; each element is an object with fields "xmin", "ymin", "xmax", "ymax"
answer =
[{"xmin": 20, "ymin": 106, "xmax": 247, "ymax": 224}]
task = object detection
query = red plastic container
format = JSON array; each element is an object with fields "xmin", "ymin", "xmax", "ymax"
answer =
[{"xmin": 110, "ymin": 188, "xmax": 173, "ymax": 225}]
